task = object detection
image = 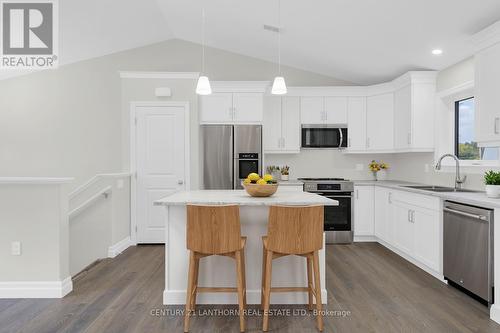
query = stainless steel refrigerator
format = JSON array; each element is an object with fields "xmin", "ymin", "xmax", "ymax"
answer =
[{"xmin": 202, "ymin": 125, "xmax": 262, "ymax": 190}]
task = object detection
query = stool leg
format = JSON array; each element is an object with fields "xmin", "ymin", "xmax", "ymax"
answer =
[
  {"xmin": 241, "ymin": 247, "xmax": 247, "ymax": 308},
  {"xmin": 235, "ymin": 250, "xmax": 246, "ymax": 332},
  {"xmin": 312, "ymin": 251, "xmax": 324, "ymax": 332},
  {"xmin": 184, "ymin": 251, "xmax": 196, "ymax": 333},
  {"xmin": 307, "ymin": 255, "xmax": 314, "ymax": 311},
  {"xmin": 260, "ymin": 245, "xmax": 267, "ymax": 310},
  {"xmin": 262, "ymin": 250, "xmax": 273, "ymax": 332},
  {"xmin": 191, "ymin": 257, "xmax": 199, "ymax": 311}
]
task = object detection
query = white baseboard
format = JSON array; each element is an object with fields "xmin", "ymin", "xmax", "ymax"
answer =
[
  {"xmin": 353, "ymin": 235, "xmax": 378, "ymax": 242},
  {"xmin": 490, "ymin": 304, "xmax": 500, "ymax": 324},
  {"xmin": 108, "ymin": 236, "xmax": 133, "ymax": 258},
  {"xmin": 163, "ymin": 289, "xmax": 328, "ymax": 305},
  {"xmin": 0, "ymin": 276, "xmax": 73, "ymax": 298}
]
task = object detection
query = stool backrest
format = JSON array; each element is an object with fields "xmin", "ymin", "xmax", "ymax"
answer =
[
  {"xmin": 267, "ymin": 205, "xmax": 324, "ymax": 254},
  {"xmin": 186, "ymin": 204, "xmax": 241, "ymax": 254}
]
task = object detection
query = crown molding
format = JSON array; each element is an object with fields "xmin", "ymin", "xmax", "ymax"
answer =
[{"xmin": 471, "ymin": 20, "xmax": 500, "ymax": 53}]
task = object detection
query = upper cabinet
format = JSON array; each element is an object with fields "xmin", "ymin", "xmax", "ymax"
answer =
[
  {"xmin": 347, "ymin": 97, "xmax": 367, "ymax": 151},
  {"xmin": 473, "ymin": 24, "xmax": 500, "ymax": 146},
  {"xmin": 366, "ymin": 93, "xmax": 394, "ymax": 151},
  {"xmin": 263, "ymin": 96, "xmax": 301, "ymax": 154},
  {"xmin": 300, "ymin": 97, "xmax": 348, "ymax": 124},
  {"xmin": 199, "ymin": 82, "xmax": 267, "ymax": 124}
]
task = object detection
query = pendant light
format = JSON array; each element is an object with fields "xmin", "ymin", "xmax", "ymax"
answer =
[
  {"xmin": 271, "ymin": 0, "xmax": 287, "ymax": 95},
  {"xmin": 196, "ymin": 8, "xmax": 212, "ymax": 95}
]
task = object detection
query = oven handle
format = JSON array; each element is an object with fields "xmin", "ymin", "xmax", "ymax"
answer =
[
  {"xmin": 324, "ymin": 195, "xmax": 352, "ymax": 198},
  {"xmin": 338, "ymin": 128, "xmax": 343, "ymax": 148}
]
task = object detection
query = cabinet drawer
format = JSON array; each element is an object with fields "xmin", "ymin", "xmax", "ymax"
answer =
[{"xmin": 391, "ymin": 189, "xmax": 440, "ymax": 212}]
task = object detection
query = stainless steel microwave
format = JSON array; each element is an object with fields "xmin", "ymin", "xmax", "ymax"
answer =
[{"xmin": 301, "ymin": 125, "xmax": 348, "ymax": 149}]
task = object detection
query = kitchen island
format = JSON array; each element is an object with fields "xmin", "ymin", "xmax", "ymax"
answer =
[{"xmin": 154, "ymin": 190, "xmax": 338, "ymax": 305}]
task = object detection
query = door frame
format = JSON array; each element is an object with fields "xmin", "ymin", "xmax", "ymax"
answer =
[{"xmin": 129, "ymin": 101, "xmax": 190, "ymax": 244}]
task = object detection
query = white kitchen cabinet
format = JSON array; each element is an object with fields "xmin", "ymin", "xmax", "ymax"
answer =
[
  {"xmin": 374, "ymin": 187, "xmax": 393, "ymax": 244},
  {"xmin": 301, "ymin": 96, "xmax": 348, "ymax": 125},
  {"xmin": 392, "ymin": 200, "xmax": 415, "ymax": 256},
  {"xmin": 200, "ymin": 92, "xmax": 263, "ymax": 124},
  {"xmin": 354, "ymin": 185, "xmax": 375, "ymax": 237},
  {"xmin": 300, "ymin": 97, "xmax": 324, "ymax": 124},
  {"xmin": 324, "ymin": 97, "xmax": 348, "ymax": 124},
  {"xmin": 475, "ymin": 42, "xmax": 500, "ymax": 146},
  {"xmin": 413, "ymin": 206, "xmax": 440, "ymax": 272},
  {"xmin": 394, "ymin": 85, "xmax": 412, "ymax": 150},
  {"xmin": 347, "ymin": 97, "xmax": 367, "ymax": 151},
  {"xmin": 366, "ymin": 93, "xmax": 394, "ymax": 150},
  {"xmin": 263, "ymin": 96, "xmax": 300, "ymax": 154},
  {"xmin": 200, "ymin": 93, "xmax": 233, "ymax": 123}
]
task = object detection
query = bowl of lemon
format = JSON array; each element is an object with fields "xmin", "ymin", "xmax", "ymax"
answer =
[{"xmin": 242, "ymin": 173, "xmax": 278, "ymax": 197}]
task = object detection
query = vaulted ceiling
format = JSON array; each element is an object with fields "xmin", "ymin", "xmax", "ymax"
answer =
[{"xmin": 6, "ymin": 0, "xmax": 500, "ymax": 84}]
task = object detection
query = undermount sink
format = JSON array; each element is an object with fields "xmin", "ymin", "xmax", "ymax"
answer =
[{"xmin": 401, "ymin": 185, "xmax": 481, "ymax": 193}]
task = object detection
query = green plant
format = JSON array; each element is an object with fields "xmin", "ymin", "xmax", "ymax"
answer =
[
  {"xmin": 280, "ymin": 165, "xmax": 290, "ymax": 175},
  {"xmin": 266, "ymin": 165, "xmax": 280, "ymax": 174},
  {"xmin": 484, "ymin": 170, "xmax": 500, "ymax": 185}
]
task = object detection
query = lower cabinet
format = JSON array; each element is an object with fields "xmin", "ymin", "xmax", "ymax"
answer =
[{"xmin": 359, "ymin": 186, "xmax": 442, "ymax": 275}]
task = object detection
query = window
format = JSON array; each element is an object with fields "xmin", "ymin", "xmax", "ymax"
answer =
[{"xmin": 455, "ymin": 97, "xmax": 499, "ymax": 161}]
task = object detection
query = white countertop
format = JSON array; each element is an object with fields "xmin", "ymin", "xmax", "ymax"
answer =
[
  {"xmin": 354, "ymin": 180, "xmax": 500, "ymax": 209},
  {"xmin": 154, "ymin": 190, "xmax": 338, "ymax": 206},
  {"xmin": 277, "ymin": 179, "xmax": 304, "ymax": 186}
]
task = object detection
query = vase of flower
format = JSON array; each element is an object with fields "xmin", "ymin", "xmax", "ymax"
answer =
[
  {"xmin": 267, "ymin": 165, "xmax": 281, "ymax": 181},
  {"xmin": 484, "ymin": 170, "xmax": 500, "ymax": 198},
  {"xmin": 368, "ymin": 160, "xmax": 389, "ymax": 181}
]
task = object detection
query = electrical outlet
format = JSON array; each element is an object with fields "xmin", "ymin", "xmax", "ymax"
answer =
[
  {"xmin": 355, "ymin": 164, "xmax": 364, "ymax": 171},
  {"xmin": 117, "ymin": 179, "xmax": 124, "ymax": 189},
  {"xmin": 11, "ymin": 241, "xmax": 21, "ymax": 256}
]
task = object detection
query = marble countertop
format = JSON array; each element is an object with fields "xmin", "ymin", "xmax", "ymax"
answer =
[
  {"xmin": 277, "ymin": 179, "xmax": 304, "ymax": 186},
  {"xmin": 154, "ymin": 190, "xmax": 338, "ymax": 206},
  {"xmin": 353, "ymin": 180, "xmax": 500, "ymax": 209}
]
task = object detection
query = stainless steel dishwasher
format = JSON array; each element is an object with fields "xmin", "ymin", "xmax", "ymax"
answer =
[{"xmin": 443, "ymin": 201, "xmax": 494, "ymax": 303}]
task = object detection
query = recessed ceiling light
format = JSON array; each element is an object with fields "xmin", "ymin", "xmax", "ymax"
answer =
[{"xmin": 432, "ymin": 49, "xmax": 443, "ymax": 55}]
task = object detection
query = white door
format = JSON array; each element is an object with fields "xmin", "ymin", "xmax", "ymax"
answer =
[
  {"xmin": 374, "ymin": 187, "xmax": 391, "ymax": 243},
  {"xmin": 347, "ymin": 97, "xmax": 367, "ymax": 150},
  {"xmin": 300, "ymin": 97, "xmax": 324, "ymax": 124},
  {"xmin": 282, "ymin": 96, "xmax": 301, "ymax": 152},
  {"xmin": 366, "ymin": 93, "xmax": 394, "ymax": 150},
  {"xmin": 263, "ymin": 96, "xmax": 282, "ymax": 152},
  {"xmin": 324, "ymin": 97, "xmax": 348, "ymax": 124},
  {"xmin": 233, "ymin": 93, "xmax": 263, "ymax": 123},
  {"xmin": 394, "ymin": 85, "xmax": 412, "ymax": 150},
  {"xmin": 392, "ymin": 201, "xmax": 414, "ymax": 256},
  {"xmin": 413, "ymin": 207, "xmax": 440, "ymax": 272},
  {"xmin": 200, "ymin": 93, "xmax": 233, "ymax": 123},
  {"xmin": 353, "ymin": 186, "xmax": 375, "ymax": 236},
  {"xmin": 134, "ymin": 104, "xmax": 187, "ymax": 243}
]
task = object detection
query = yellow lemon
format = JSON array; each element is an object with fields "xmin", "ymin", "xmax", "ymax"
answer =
[
  {"xmin": 256, "ymin": 179, "xmax": 267, "ymax": 185},
  {"xmin": 263, "ymin": 174, "xmax": 273, "ymax": 182},
  {"xmin": 248, "ymin": 173, "xmax": 260, "ymax": 182},
  {"xmin": 243, "ymin": 178, "xmax": 251, "ymax": 185}
]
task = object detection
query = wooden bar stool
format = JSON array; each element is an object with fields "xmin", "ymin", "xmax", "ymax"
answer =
[
  {"xmin": 261, "ymin": 205, "xmax": 324, "ymax": 332},
  {"xmin": 184, "ymin": 204, "xmax": 247, "ymax": 333}
]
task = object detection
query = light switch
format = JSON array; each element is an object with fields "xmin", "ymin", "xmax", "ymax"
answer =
[{"xmin": 11, "ymin": 241, "xmax": 21, "ymax": 256}]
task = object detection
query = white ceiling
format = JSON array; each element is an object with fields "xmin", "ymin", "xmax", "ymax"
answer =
[{"xmin": 3, "ymin": 0, "xmax": 500, "ymax": 84}]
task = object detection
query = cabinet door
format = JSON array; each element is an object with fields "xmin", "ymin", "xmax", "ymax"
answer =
[
  {"xmin": 263, "ymin": 96, "xmax": 282, "ymax": 152},
  {"xmin": 413, "ymin": 207, "xmax": 440, "ymax": 272},
  {"xmin": 281, "ymin": 97, "xmax": 301, "ymax": 152},
  {"xmin": 347, "ymin": 97, "xmax": 367, "ymax": 150},
  {"xmin": 374, "ymin": 187, "xmax": 392, "ymax": 243},
  {"xmin": 366, "ymin": 93, "xmax": 394, "ymax": 150},
  {"xmin": 475, "ymin": 44, "xmax": 500, "ymax": 144},
  {"xmin": 392, "ymin": 201, "xmax": 415, "ymax": 256},
  {"xmin": 354, "ymin": 186, "xmax": 375, "ymax": 236},
  {"xmin": 325, "ymin": 97, "xmax": 348, "ymax": 124},
  {"xmin": 394, "ymin": 85, "xmax": 412, "ymax": 150},
  {"xmin": 200, "ymin": 93, "xmax": 233, "ymax": 123},
  {"xmin": 233, "ymin": 93, "xmax": 263, "ymax": 123},
  {"xmin": 300, "ymin": 97, "xmax": 324, "ymax": 124}
]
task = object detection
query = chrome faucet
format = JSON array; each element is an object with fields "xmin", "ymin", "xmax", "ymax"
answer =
[{"xmin": 435, "ymin": 154, "xmax": 466, "ymax": 190}]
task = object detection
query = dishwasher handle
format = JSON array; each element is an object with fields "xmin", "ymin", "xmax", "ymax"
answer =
[{"xmin": 444, "ymin": 207, "xmax": 488, "ymax": 221}]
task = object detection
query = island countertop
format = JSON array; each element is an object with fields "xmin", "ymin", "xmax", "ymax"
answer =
[{"xmin": 154, "ymin": 190, "xmax": 338, "ymax": 206}]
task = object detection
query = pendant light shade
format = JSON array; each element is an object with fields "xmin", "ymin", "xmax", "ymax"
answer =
[
  {"xmin": 271, "ymin": 0, "xmax": 287, "ymax": 95},
  {"xmin": 271, "ymin": 76, "xmax": 287, "ymax": 95},
  {"xmin": 196, "ymin": 9, "xmax": 211, "ymax": 95},
  {"xmin": 196, "ymin": 75, "xmax": 212, "ymax": 95}
]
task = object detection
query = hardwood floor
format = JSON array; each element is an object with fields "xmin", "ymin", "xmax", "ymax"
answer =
[{"xmin": 1, "ymin": 243, "xmax": 500, "ymax": 332}]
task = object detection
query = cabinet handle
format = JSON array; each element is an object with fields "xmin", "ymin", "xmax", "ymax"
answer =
[
  {"xmin": 228, "ymin": 107, "xmax": 233, "ymax": 119},
  {"xmin": 495, "ymin": 117, "xmax": 499, "ymax": 134},
  {"xmin": 356, "ymin": 190, "xmax": 359, "ymax": 199},
  {"xmin": 407, "ymin": 133, "xmax": 412, "ymax": 145},
  {"xmin": 233, "ymin": 107, "xmax": 237, "ymax": 119},
  {"xmin": 366, "ymin": 138, "xmax": 370, "ymax": 148},
  {"xmin": 348, "ymin": 138, "xmax": 351, "ymax": 148},
  {"xmin": 281, "ymin": 137, "xmax": 285, "ymax": 148},
  {"xmin": 388, "ymin": 193, "xmax": 392, "ymax": 204},
  {"xmin": 408, "ymin": 210, "xmax": 411, "ymax": 222}
]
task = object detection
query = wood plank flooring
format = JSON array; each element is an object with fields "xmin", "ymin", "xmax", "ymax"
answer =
[{"xmin": 1, "ymin": 243, "xmax": 500, "ymax": 332}]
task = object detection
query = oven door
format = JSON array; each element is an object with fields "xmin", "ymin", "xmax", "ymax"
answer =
[
  {"xmin": 322, "ymin": 193, "xmax": 352, "ymax": 231},
  {"xmin": 301, "ymin": 126, "xmax": 347, "ymax": 148},
  {"xmin": 235, "ymin": 159, "xmax": 259, "ymax": 189}
]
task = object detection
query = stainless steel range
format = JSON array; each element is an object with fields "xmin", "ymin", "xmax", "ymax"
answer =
[{"xmin": 299, "ymin": 178, "xmax": 354, "ymax": 244}]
